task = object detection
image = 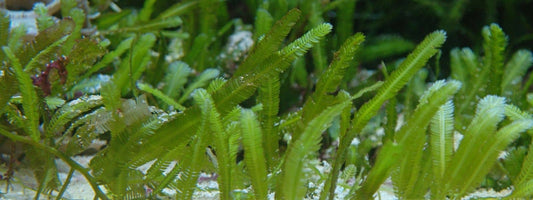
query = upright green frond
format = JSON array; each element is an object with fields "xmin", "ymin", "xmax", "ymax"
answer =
[
  {"xmin": 315, "ymin": 33, "xmax": 365, "ymax": 98},
  {"xmin": 8, "ymin": 25, "xmax": 26, "ymax": 52},
  {"xmin": 235, "ymin": 8, "xmax": 301, "ymax": 76},
  {"xmin": 337, "ymin": 31, "xmax": 445, "ymax": 199},
  {"xmin": 84, "ymin": 37, "xmax": 134, "ymax": 79},
  {"xmin": 207, "ymin": 78, "xmax": 227, "ymax": 93},
  {"xmin": 0, "ymin": 68, "xmax": 18, "ymax": 112},
  {"xmin": 505, "ymin": 104, "xmax": 532, "ymax": 121},
  {"xmin": 240, "ymin": 109, "xmax": 268, "ymax": 200},
  {"xmin": 46, "ymin": 95, "xmax": 103, "ymax": 136},
  {"xmin": 353, "ymin": 30, "xmax": 446, "ymax": 136},
  {"xmin": 357, "ymin": 80, "xmax": 460, "ymax": 199},
  {"xmin": 62, "ymin": 8, "xmax": 86, "ymax": 52},
  {"xmin": 258, "ymin": 73, "xmax": 281, "ymax": 168},
  {"xmin": 450, "ymin": 48, "xmax": 466, "ymax": 83},
  {"xmin": 34, "ymin": 3, "xmax": 54, "ymax": 31},
  {"xmin": 253, "ymin": 8, "xmax": 274, "ymax": 40},
  {"xmin": 2, "ymin": 47, "xmax": 40, "ymax": 141},
  {"xmin": 19, "ymin": 19, "xmax": 74, "ymax": 68},
  {"xmin": 100, "ymin": 80, "xmax": 122, "ymax": 128},
  {"xmin": 506, "ymin": 105, "xmax": 533, "ymax": 187},
  {"xmin": 501, "ymin": 50, "xmax": 533, "ymax": 94},
  {"xmin": 509, "ymin": 179, "xmax": 533, "ymax": 199},
  {"xmin": 165, "ymin": 90, "xmax": 215, "ymax": 199},
  {"xmin": 460, "ymin": 119, "xmax": 532, "ymax": 197},
  {"xmin": 137, "ymin": 82, "xmax": 185, "ymax": 111},
  {"xmin": 280, "ymin": 23, "xmax": 332, "ymax": 59},
  {"xmin": 178, "ymin": 68, "xmax": 219, "ymax": 103},
  {"xmin": 430, "ymin": 100, "xmax": 454, "ymax": 199},
  {"xmin": 113, "ymin": 33, "xmax": 156, "ymax": 94},
  {"xmin": 482, "ymin": 23, "xmax": 508, "ymax": 95},
  {"xmin": 393, "ymin": 80, "xmax": 461, "ymax": 198},
  {"xmin": 444, "ymin": 95, "xmax": 506, "ymax": 196},
  {"xmin": 212, "ymin": 22, "xmax": 331, "ymax": 115},
  {"xmin": 139, "ymin": 0, "xmax": 156, "ymax": 22},
  {"xmin": 65, "ymin": 38, "xmax": 106, "ymax": 83},
  {"xmin": 281, "ymin": 100, "xmax": 349, "ymax": 200},
  {"xmin": 205, "ymin": 96, "xmax": 232, "ymax": 200},
  {"xmin": 163, "ymin": 61, "xmax": 192, "ymax": 99},
  {"xmin": 24, "ymin": 35, "xmax": 68, "ymax": 72}
]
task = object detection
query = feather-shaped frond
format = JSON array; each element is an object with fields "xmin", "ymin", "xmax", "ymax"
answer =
[
  {"xmin": 207, "ymin": 77, "xmax": 227, "ymax": 93},
  {"xmin": 449, "ymin": 48, "xmax": 466, "ymax": 84},
  {"xmin": 47, "ymin": 95, "xmax": 103, "ymax": 135},
  {"xmin": 505, "ymin": 104, "xmax": 532, "ymax": 121},
  {"xmin": 113, "ymin": 33, "xmax": 156, "ymax": 94},
  {"xmin": 349, "ymin": 31, "xmax": 446, "ymax": 199},
  {"xmin": 281, "ymin": 98, "xmax": 350, "ymax": 200},
  {"xmin": 458, "ymin": 119, "xmax": 532, "ymax": 197},
  {"xmin": 430, "ymin": 100, "xmax": 454, "ymax": 199},
  {"xmin": 65, "ymin": 38, "xmax": 106, "ymax": 83},
  {"xmin": 84, "ymin": 38, "xmax": 134, "ymax": 79},
  {"xmin": 3, "ymin": 103, "xmax": 26, "ymax": 129},
  {"xmin": 444, "ymin": 95, "xmax": 506, "ymax": 196},
  {"xmin": 503, "ymin": 146, "xmax": 528, "ymax": 184},
  {"xmin": 61, "ymin": 8, "xmax": 85, "ymax": 53},
  {"xmin": 34, "ymin": 3, "xmax": 55, "ymax": 31},
  {"xmin": 0, "ymin": 68, "xmax": 18, "ymax": 111},
  {"xmin": 281, "ymin": 23, "xmax": 332, "ymax": 59},
  {"xmin": 320, "ymin": 91, "xmax": 354, "ymax": 200},
  {"xmin": 2, "ymin": 47, "xmax": 41, "ymax": 141},
  {"xmin": 353, "ymin": 31, "xmax": 446, "ymax": 136},
  {"xmin": 163, "ymin": 61, "xmax": 192, "ymax": 99},
  {"xmin": 19, "ymin": 19, "xmax": 74, "ymax": 67},
  {"xmin": 178, "ymin": 68, "xmax": 220, "ymax": 103},
  {"xmin": 240, "ymin": 109, "xmax": 269, "ymax": 200},
  {"xmin": 315, "ymin": 33, "xmax": 365, "ymax": 101},
  {"xmin": 509, "ymin": 178, "xmax": 533, "ymax": 198},
  {"xmin": 501, "ymin": 50, "xmax": 533, "ymax": 94},
  {"xmin": 235, "ymin": 8, "xmax": 301, "ymax": 76},
  {"xmin": 212, "ymin": 23, "xmax": 332, "ymax": 116},
  {"xmin": 458, "ymin": 48, "xmax": 479, "ymax": 78},
  {"xmin": 455, "ymin": 47, "xmax": 483, "ymax": 123},
  {"xmin": 258, "ymin": 73, "xmax": 280, "ymax": 168},
  {"xmin": 393, "ymin": 80, "xmax": 461, "ymax": 198},
  {"xmin": 482, "ymin": 23, "xmax": 507, "ymax": 94},
  {"xmin": 204, "ymin": 95, "xmax": 233, "ymax": 200},
  {"xmin": 174, "ymin": 90, "xmax": 212, "ymax": 199},
  {"xmin": 148, "ymin": 151, "xmax": 183, "ymax": 196},
  {"xmin": 392, "ymin": 126, "xmax": 426, "ymax": 199},
  {"xmin": 253, "ymin": 8, "xmax": 274, "ymax": 40},
  {"xmin": 137, "ymin": 82, "xmax": 185, "ymax": 111},
  {"xmin": 61, "ymin": 107, "xmax": 109, "ymax": 138},
  {"xmin": 140, "ymin": 14, "xmax": 330, "ymax": 170},
  {"xmin": 515, "ymin": 140, "xmax": 533, "ymax": 188},
  {"xmin": 505, "ymin": 106, "xmax": 533, "ymax": 187},
  {"xmin": 357, "ymin": 80, "xmax": 461, "ymax": 199}
]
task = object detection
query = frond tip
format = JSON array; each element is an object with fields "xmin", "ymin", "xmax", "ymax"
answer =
[{"xmin": 281, "ymin": 23, "xmax": 333, "ymax": 58}]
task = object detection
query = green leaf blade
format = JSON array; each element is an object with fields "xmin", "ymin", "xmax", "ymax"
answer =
[
  {"xmin": 240, "ymin": 109, "xmax": 269, "ymax": 200},
  {"xmin": 2, "ymin": 47, "xmax": 40, "ymax": 141}
]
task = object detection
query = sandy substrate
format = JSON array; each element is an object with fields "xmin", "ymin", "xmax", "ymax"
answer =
[{"xmin": 0, "ymin": 155, "xmax": 513, "ymax": 199}]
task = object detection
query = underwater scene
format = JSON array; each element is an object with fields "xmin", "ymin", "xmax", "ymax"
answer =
[{"xmin": 1, "ymin": 0, "xmax": 533, "ymax": 199}]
